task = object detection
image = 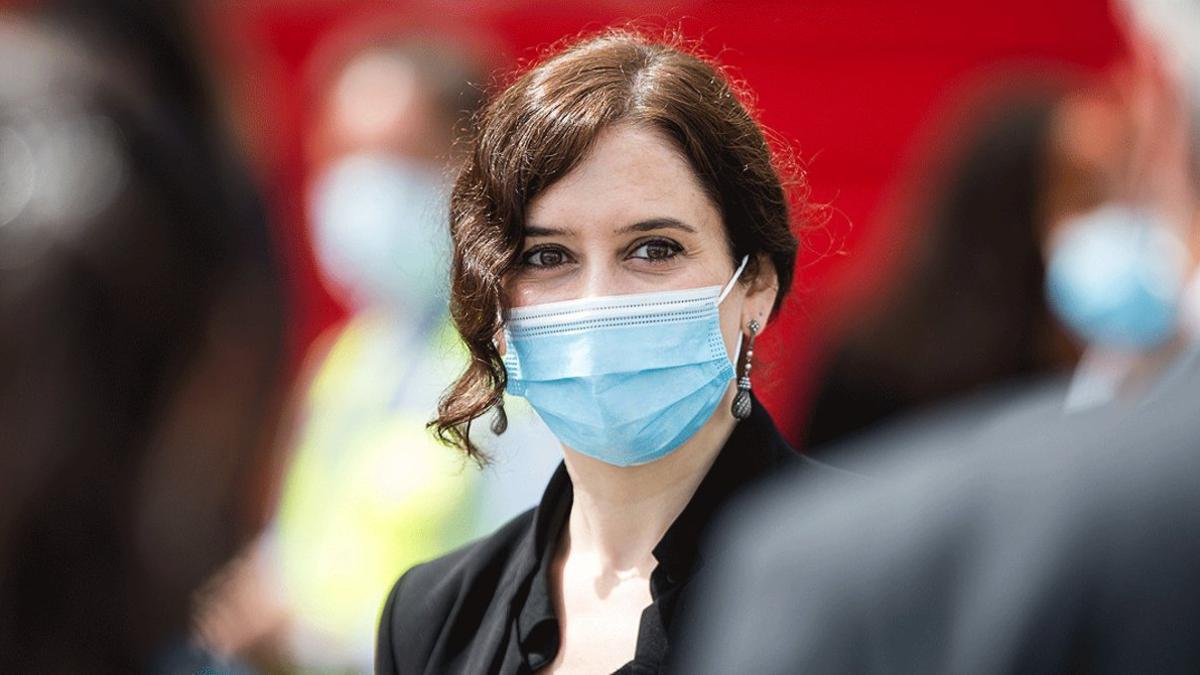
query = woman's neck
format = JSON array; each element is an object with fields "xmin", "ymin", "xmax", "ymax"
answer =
[{"xmin": 559, "ymin": 390, "xmax": 738, "ymax": 572}]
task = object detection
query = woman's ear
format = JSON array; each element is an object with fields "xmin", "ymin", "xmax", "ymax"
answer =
[{"xmin": 741, "ymin": 253, "xmax": 778, "ymax": 332}]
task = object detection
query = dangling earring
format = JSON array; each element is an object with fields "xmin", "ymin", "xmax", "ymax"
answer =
[{"xmin": 732, "ymin": 319, "xmax": 759, "ymax": 420}]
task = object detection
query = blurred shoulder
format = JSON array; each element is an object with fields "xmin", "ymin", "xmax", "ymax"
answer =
[
  {"xmin": 794, "ymin": 453, "xmax": 868, "ymax": 483},
  {"xmin": 746, "ymin": 452, "xmax": 871, "ymax": 507}
]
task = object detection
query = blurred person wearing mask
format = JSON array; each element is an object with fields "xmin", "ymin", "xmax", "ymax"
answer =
[
  {"xmin": 1043, "ymin": 0, "xmax": 1200, "ymax": 410},
  {"xmin": 807, "ymin": 29, "xmax": 1198, "ymax": 453},
  {"xmin": 213, "ymin": 30, "xmax": 562, "ymax": 671},
  {"xmin": 0, "ymin": 1, "xmax": 288, "ymax": 672},
  {"xmin": 674, "ymin": 1, "xmax": 1200, "ymax": 672}
]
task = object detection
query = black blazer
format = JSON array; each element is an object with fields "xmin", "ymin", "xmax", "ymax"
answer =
[{"xmin": 375, "ymin": 398, "xmax": 850, "ymax": 674}]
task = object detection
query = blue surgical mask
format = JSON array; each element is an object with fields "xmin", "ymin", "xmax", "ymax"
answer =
[
  {"xmin": 503, "ymin": 256, "xmax": 749, "ymax": 467},
  {"xmin": 1046, "ymin": 204, "xmax": 1188, "ymax": 350}
]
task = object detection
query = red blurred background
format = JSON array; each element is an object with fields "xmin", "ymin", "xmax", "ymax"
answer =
[{"xmin": 205, "ymin": 0, "xmax": 1127, "ymax": 445}]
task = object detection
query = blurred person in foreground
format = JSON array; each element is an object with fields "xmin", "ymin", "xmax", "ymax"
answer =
[
  {"xmin": 674, "ymin": 1, "xmax": 1200, "ymax": 673},
  {"xmin": 0, "ymin": 1, "xmax": 288, "ymax": 672},
  {"xmin": 679, "ymin": 348, "xmax": 1200, "ymax": 674}
]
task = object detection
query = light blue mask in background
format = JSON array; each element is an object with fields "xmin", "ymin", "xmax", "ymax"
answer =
[
  {"xmin": 503, "ymin": 255, "xmax": 749, "ymax": 467},
  {"xmin": 310, "ymin": 154, "xmax": 450, "ymax": 320},
  {"xmin": 1045, "ymin": 205, "xmax": 1188, "ymax": 350}
]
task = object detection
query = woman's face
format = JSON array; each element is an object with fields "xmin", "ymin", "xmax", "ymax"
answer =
[
  {"xmin": 505, "ymin": 122, "xmax": 750, "ymax": 357},
  {"xmin": 509, "ymin": 122, "xmax": 734, "ymax": 306}
]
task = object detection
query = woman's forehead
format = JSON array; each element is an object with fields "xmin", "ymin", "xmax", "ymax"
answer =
[{"xmin": 524, "ymin": 123, "xmax": 722, "ymax": 239}]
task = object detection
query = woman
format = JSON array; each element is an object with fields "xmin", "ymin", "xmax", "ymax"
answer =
[{"xmin": 376, "ymin": 30, "xmax": 845, "ymax": 674}]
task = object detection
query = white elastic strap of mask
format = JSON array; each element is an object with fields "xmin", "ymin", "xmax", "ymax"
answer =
[{"xmin": 717, "ymin": 254, "xmax": 751, "ymax": 305}]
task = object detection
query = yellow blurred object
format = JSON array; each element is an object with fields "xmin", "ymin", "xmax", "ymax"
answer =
[{"xmin": 275, "ymin": 313, "xmax": 477, "ymax": 666}]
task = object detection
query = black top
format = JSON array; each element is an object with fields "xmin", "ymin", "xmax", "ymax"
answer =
[{"xmin": 375, "ymin": 398, "xmax": 849, "ymax": 674}]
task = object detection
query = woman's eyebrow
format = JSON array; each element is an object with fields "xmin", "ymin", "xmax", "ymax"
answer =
[
  {"xmin": 525, "ymin": 218, "xmax": 697, "ymax": 237},
  {"xmin": 524, "ymin": 224, "xmax": 572, "ymax": 238},
  {"xmin": 618, "ymin": 217, "xmax": 698, "ymax": 234}
]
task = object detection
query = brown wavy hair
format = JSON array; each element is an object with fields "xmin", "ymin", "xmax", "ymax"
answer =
[{"xmin": 432, "ymin": 28, "xmax": 806, "ymax": 461}]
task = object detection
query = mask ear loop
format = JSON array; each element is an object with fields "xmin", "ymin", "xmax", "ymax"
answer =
[
  {"xmin": 720, "ymin": 255, "xmax": 751, "ymax": 365},
  {"xmin": 717, "ymin": 254, "xmax": 751, "ymax": 305}
]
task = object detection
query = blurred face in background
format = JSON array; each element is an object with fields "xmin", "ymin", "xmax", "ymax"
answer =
[
  {"xmin": 1040, "ymin": 90, "xmax": 1129, "ymax": 234},
  {"xmin": 1038, "ymin": 57, "xmax": 1200, "ymax": 353},
  {"xmin": 307, "ymin": 40, "xmax": 474, "ymax": 319},
  {"xmin": 314, "ymin": 47, "xmax": 452, "ymax": 165}
]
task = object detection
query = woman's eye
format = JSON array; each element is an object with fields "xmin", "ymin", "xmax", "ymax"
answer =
[
  {"xmin": 629, "ymin": 239, "xmax": 683, "ymax": 262},
  {"xmin": 522, "ymin": 247, "xmax": 570, "ymax": 268}
]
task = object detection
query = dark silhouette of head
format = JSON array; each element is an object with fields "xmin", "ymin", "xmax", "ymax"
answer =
[{"xmin": 0, "ymin": 2, "xmax": 288, "ymax": 670}]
